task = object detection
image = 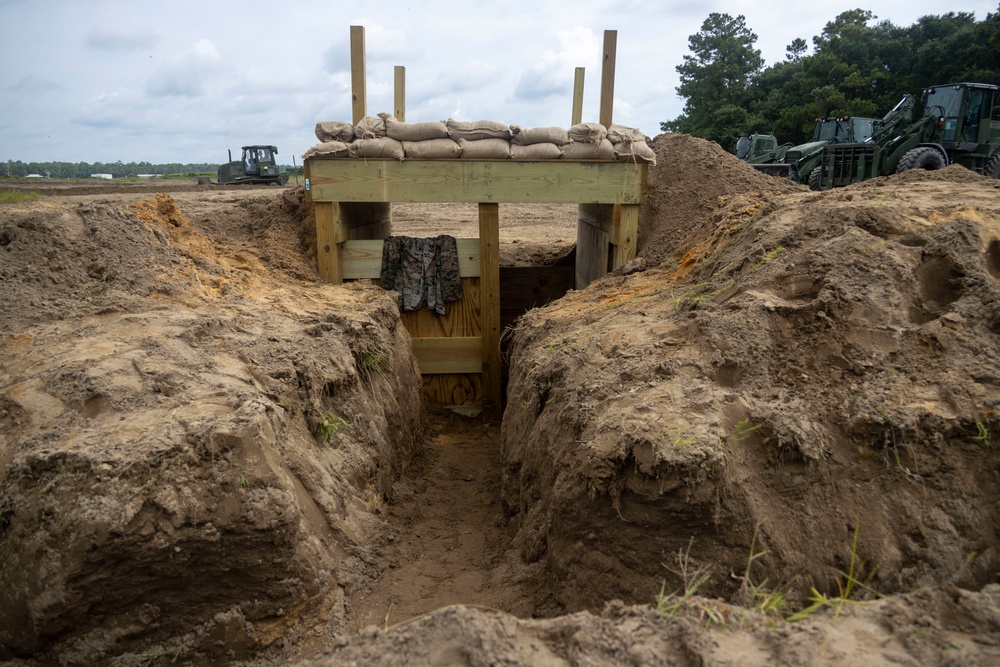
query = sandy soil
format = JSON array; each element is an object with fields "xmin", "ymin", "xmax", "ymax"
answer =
[{"xmin": 2, "ymin": 140, "xmax": 1000, "ymax": 666}]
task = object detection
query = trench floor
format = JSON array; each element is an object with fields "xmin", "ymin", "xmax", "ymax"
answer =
[{"xmin": 345, "ymin": 409, "xmax": 531, "ymax": 632}]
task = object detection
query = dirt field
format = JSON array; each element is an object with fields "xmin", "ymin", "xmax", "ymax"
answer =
[{"xmin": 2, "ymin": 136, "xmax": 1000, "ymax": 666}]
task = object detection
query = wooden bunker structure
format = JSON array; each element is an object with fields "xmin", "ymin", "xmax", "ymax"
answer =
[{"xmin": 304, "ymin": 27, "xmax": 649, "ymax": 420}]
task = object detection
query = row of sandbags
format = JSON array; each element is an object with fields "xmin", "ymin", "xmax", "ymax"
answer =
[{"xmin": 302, "ymin": 113, "xmax": 656, "ymax": 165}]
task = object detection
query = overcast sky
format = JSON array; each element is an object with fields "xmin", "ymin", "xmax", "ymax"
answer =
[{"xmin": 1, "ymin": 0, "xmax": 997, "ymax": 165}]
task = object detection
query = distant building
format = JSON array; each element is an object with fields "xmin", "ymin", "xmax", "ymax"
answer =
[
  {"xmin": 90, "ymin": 173, "xmax": 113, "ymax": 179},
  {"xmin": 25, "ymin": 174, "xmax": 45, "ymax": 178},
  {"xmin": 137, "ymin": 174, "xmax": 159, "ymax": 179}
]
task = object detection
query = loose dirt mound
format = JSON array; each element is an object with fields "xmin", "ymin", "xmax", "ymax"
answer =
[
  {"xmin": 502, "ymin": 138, "xmax": 1000, "ymax": 616},
  {"xmin": 0, "ymin": 192, "xmax": 424, "ymax": 664}
]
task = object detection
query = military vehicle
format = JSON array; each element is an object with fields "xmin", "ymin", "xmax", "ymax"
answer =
[
  {"xmin": 813, "ymin": 83, "xmax": 1000, "ymax": 189},
  {"xmin": 736, "ymin": 115, "xmax": 877, "ymax": 183},
  {"xmin": 217, "ymin": 145, "xmax": 288, "ymax": 186}
]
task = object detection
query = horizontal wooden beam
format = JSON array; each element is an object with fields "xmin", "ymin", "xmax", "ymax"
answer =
[
  {"xmin": 412, "ymin": 336, "xmax": 483, "ymax": 374},
  {"xmin": 306, "ymin": 159, "xmax": 647, "ymax": 204},
  {"xmin": 341, "ymin": 238, "xmax": 480, "ymax": 280}
]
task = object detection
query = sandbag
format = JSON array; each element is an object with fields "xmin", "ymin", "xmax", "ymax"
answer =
[
  {"xmin": 511, "ymin": 143, "xmax": 564, "ymax": 160},
  {"xmin": 386, "ymin": 119, "xmax": 451, "ymax": 142},
  {"xmin": 301, "ymin": 141, "xmax": 350, "ymax": 159},
  {"xmin": 614, "ymin": 140, "xmax": 657, "ymax": 165},
  {"xmin": 355, "ymin": 115, "xmax": 389, "ymax": 139},
  {"xmin": 510, "ymin": 125, "xmax": 570, "ymax": 146},
  {"xmin": 607, "ymin": 124, "xmax": 646, "ymax": 145},
  {"xmin": 402, "ymin": 139, "xmax": 462, "ymax": 159},
  {"xmin": 457, "ymin": 138, "xmax": 511, "ymax": 159},
  {"xmin": 561, "ymin": 139, "xmax": 615, "ymax": 160},
  {"xmin": 446, "ymin": 118, "xmax": 511, "ymax": 141},
  {"xmin": 315, "ymin": 121, "xmax": 355, "ymax": 143},
  {"xmin": 567, "ymin": 122, "xmax": 607, "ymax": 144},
  {"xmin": 350, "ymin": 137, "xmax": 405, "ymax": 160}
]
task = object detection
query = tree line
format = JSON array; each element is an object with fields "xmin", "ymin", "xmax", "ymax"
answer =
[
  {"xmin": 662, "ymin": 6, "xmax": 1000, "ymax": 151},
  {"xmin": 1, "ymin": 160, "xmax": 304, "ymax": 179}
]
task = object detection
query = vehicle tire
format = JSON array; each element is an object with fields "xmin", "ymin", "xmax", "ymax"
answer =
[
  {"xmin": 985, "ymin": 154, "xmax": 1000, "ymax": 179},
  {"xmin": 896, "ymin": 146, "xmax": 946, "ymax": 173},
  {"xmin": 808, "ymin": 166, "xmax": 825, "ymax": 191}
]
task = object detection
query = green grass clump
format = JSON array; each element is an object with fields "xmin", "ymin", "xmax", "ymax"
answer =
[{"xmin": 0, "ymin": 190, "xmax": 40, "ymax": 204}]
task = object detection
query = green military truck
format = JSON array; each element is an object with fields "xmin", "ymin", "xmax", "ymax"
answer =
[
  {"xmin": 813, "ymin": 83, "xmax": 1000, "ymax": 189},
  {"xmin": 735, "ymin": 115, "xmax": 877, "ymax": 184},
  {"xmin": 217, "ymin": 145, "xmax": 289, "ymax": 186}
]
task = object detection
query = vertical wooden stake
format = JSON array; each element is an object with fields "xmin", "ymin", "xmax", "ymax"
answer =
[
  {"xmin": 316, "ymin": 202, "xmax": 345, "ymax": 284},
  {"xmin": 572, "ymin": 67, "xmax": 585, "ymax": 126},
  {"xmin": 478, "ymin": 203, "xmax": 501, "ymax": 421},
  {"xmin": 350, "ymin": 26, "xmax": 367, "ymax": 124},
  {"xmin": 394, "ymin": 66, "xmax": 406, "ymax": 122},
  {"xmin": 612, "ymin": 204, "xmax": 639, "ymax": 270},
  {"xmin": 599, "ymin": 30, "xmax": 617, "ymax": 129}
]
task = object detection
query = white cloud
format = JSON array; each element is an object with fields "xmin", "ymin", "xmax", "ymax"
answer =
[
  {"xmin": 513, "ymin": 27, "xmax": 600, "ymax": 101},
  {"xmin": 145, "ymin": 39, "xmax": 223, "ymax": 98},
  {"xmin": 85, "ymin": 23, "xmax": 158, "ymax": 52}
]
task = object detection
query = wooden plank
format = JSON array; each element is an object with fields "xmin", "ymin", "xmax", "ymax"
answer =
[
  {"xmin": 400, "ymin": 278, "xmax": 481, "ymax": 338},
  {"xmin": 350, "ymin": 26, "xmax": 366, "ymax": 124},
  {"xmin": 572, "ymin": 67, "xmax": 585, "ymax": 126},
  {"xmin": 342, "ymin": 238, "xmax": 481, "ymax": 280},
  {"xmin": 612, "ymin": 203, "xmax": 639, "ymax": 270},
  {"xmin": 576, "ymin": 211, "xmax": 609, "ymax": 289},
  {"xmin": 341, "ymin": 202, "xmax": 392, "ymax": 239},
  {"xmin": 315, "ymin": 202, "xmax": 346, "ymax": 283},
  {"xmin": 479, "ymin": 203, "xmax": 502, "ymax": 421},
  {"xmin": 307, "ymin": 160, "xmax": 646, "ymax": 204},
  {"xmin": 578, "ymin": 203, "xmax": 615, "ymax": 240},
  {"xmin": 422, "ymin": 373, "xmax": 482, "ymax": 406},
  {"xmin": 412, "ymin": 337, "xmax": 482, "ymax": 374},
  {"xmin": 599, "ymin": 30, "xmax": 617, "ymax": 129},
  {"xmin": 394, "ymin": 66, "xmax": 406, "ymax": 122}
]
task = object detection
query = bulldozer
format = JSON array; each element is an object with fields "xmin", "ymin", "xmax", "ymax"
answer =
[
  {"xmin": 736, "ymin": 115, "xmax": 877, "ymax": 183},
  {"xmin": 812, "ymin": 82, "xmax": 1000, "ymax": 190},
  {"xmin": 217, "ymin": 145, "xmax": 289, "ymax": 186}
]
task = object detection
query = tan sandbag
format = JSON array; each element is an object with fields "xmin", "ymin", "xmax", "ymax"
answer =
[
  {"xmin": 355, "ymin": 115, "xmax": 389, "ymax": 139},
  {"xmin": 567, "ymin": 122, "xmax": 607, "ymax": 144},
  {"xmin": 402, "ymin": 139, "xmax": 462, "ymax": 159},
  {"xmin": 301, "ymin": 141, "xmax": 350, "ymax": 159},
  {"xmin": 510, "ymin": 125, "xmax": 570, "ymax": 146},
  {"xmin": 511, "ymin": 143, "xmax": 564, "ymax": 159},
  {"xmin": 350, "ymin": 137, "xmax": 404, "ymax": 160},
  {"xmin": 607, "ymin": 124, "xmax": 646, "ymax": 145},
  {"xmin": 386, "ymin": 119, "xmax": 450, "ymax": 142},
  {"xmin": 446, "ymin": 118, "xmax": 511, "ymax": 141},
  {"xmin": 315, "ymin": 121, "xmax": 355, "ymax": 143},
  {"xmin": 614, "ymin": 140, "xmax": 657, "ymax": 165},
  {"xmin": 561, "ymin": 139, "xmax": 615, "ymax": 160},
  {"xmin": 457, "ymin": 138, "xmax": 511, "ymax": 159}
]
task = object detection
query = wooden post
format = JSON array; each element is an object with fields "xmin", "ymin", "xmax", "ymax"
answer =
[
  {"xmin": 316, "ymin": 202, "xmax": 346, "ymax": 284},
  {"xmin": 478, "ymin": 203, "xmax": 501, "ymax": 421},
  {"xmin": 572, "ymin": 67, "xmax": 585, "ymax": 126},
  {"xmin": 394, "ymin": 66, "xmax": 406, "ymax": 122},
  {"xmin": 612, "ymin": 204, "xmax": 639, "ymax": 270},
  {"xmin": 350, "ymin": 25, "xmax": 367, "ymax": 124},
  {"xmin": 599, "ymin": 30, "xmax": 617, "ymax": 129}
]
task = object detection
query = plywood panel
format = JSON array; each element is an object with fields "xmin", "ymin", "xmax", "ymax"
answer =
[
  {"xmin": 422, "ymin": 373, "xmax": 483, "ymax": 406},
  {"xmin": 412, "ymin": 337, "xmax": 482, "ymax": 374},
  {"xmin": 342, "ymin": 238, "xmax": 481, "ymax": 280},
  {"xmin": 576, "ymin": 216, "xmax": 609, "ymax": 289},
  {"xmin": 399, "ymin": 278, "xmax": 481, "ymax": 338},
  {"xmin": 307, "ymin": 160, "xmax": 647, "ymax": 205}
]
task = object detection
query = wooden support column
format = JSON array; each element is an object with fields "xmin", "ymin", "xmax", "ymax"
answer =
[
  {"xmin": 576, "ymin": 203, "xmax": 612, "ymax": 289},
  {"xmin": 350, "ymin": 25, "xmax": 367, "ymax": 124},
  {"xmin": 479, "ymin": 203, "xmax": 501, "ymax": 421},
  {"xmin": 572, "ymin": 67, "xmax": 585, "ymax": 126},
  {"xmin": 394, "ymin": 66, "xmax": 406, "ymax": 121},
  {"xmin": 599, "ymin": 30, "xmax": 617, "ymax": 129},
  {"xmin": 316, "ymin": 202, "xmax": 348, "ymax": 284},
  {"xmin": 612, "ymin": 204, "xmax": 639, "ymax": 270}
]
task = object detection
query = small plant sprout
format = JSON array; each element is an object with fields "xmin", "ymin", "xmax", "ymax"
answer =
[
  {"xmin": 674, "ymin": 428, "xmax": 696, "ymax": 446},
  {"xmin": 655, "ymin": 539, "xmax": 722, "ymax": 624},
  {"xmin": 733, "ymin": 417, "xmax": 763, "ymax": 442},
  {"xmin": 972, "ymin": 421, "xmax": 993, "ymax": 449},
  {"xmin": 317, "ymin": 413, "xmax": 349, "ymax": 442},
  {"xmin": 755, "ymin": 246, "xmax": 785, "ymax": 268},
  {"xmin": 359, "ymin": 351, "xmax": 390, "ymax": 381},
  {"xmin": 738, "ymin": 520, "xmax": 789, "ymax": 619}
]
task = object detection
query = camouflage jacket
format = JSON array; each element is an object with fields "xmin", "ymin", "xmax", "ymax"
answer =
[{"xmin": 380, "ymin": 235, "xmax": 463, "ymax": 315}]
